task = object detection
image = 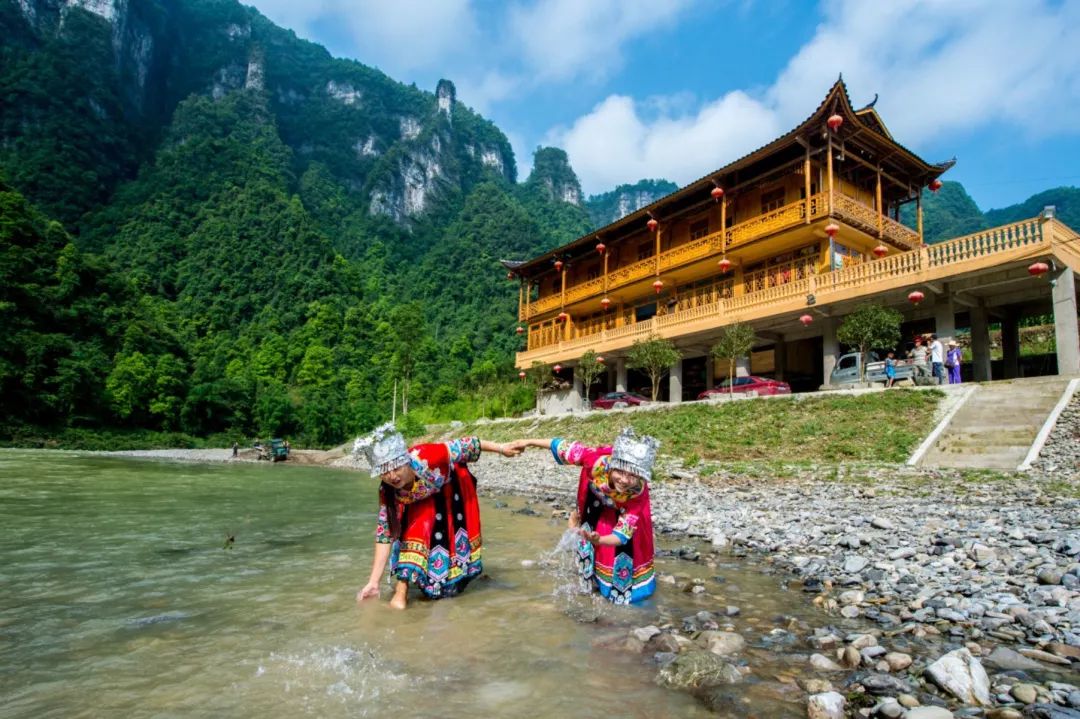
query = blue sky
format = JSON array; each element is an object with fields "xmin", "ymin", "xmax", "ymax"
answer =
[{"xmin": 247, "ymin": 0, "xmax": 1080, "ymax": 211}]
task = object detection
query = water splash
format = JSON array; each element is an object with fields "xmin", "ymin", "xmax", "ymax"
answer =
[
  {"xmin": 255, "ymin": 644, "xmax": 406, "ymax": 707},
  {"xmin": 541, "ymin": 528, "xmax": 603, "ymax": 620}
]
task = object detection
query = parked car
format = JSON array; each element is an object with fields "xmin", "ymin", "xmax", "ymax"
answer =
[
  {"xmin": 592, "ymin": 391, "xmax": 651, "ymax": 409},
  {"xmin": 698, "ymin": 376, "xmax": 791, "ymax": 399},
  {"xmin": 829, "ymin": 351, "xmax": 920, "ymax": 386}
]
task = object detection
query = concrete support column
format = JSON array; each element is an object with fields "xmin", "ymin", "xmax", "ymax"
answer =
[
  {"xmin": 572, "ymin": 372, "xmax": 585, "ymax": 410},
  {"xmin": 934, "ymin": 296, "xmax": 956, "ymax": 345},
  {"xmin": 1052, "ymin": 268, "xmax": 1080, "ymax": 375},
  {"xmin": 615, "ymin": 358, "xmax": 627, "ymax": 392},
  {"xmin": 669, "ymin": 359, "xmax": 683, "ymax": 404},
  {"xmin": 1001, "ymin": 312, "xmax": 1020, "ymax": 379},
  {"xmin": 705, "ymin": 355, "xmax": 715, "ymax": 390},
  {"xmin": 735, "ymin": 356, "xmax": 751, "ymax": 378},
  {"xmin": 970, "ymin": 304, "xmax": 992, "ymax": 382},
  {"xmin": 774, "ymin": 338, "xmax": 787, "ymax": 380},
  {"xmin": 822, "ymin": 317, "xmax": 839, "ymax": 386}
]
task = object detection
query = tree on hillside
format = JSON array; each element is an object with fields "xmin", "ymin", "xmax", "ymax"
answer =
[
  {"xmin": 627, "ymin": 335, "xmax": 681, "ymax": 401},
  {"xmin": 710, "ymin": 324, "xmax": 757, "ymax": 397},
  {"xmin": 837, "ymin": 304, "xmax": 903, "ymax": 382},
  {"xmin": 575, "ymin": 350, "xmax": 606, "ymax": 409}
]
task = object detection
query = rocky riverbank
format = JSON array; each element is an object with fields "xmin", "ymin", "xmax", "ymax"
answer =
[{"xmin": 338, "ymin": 444, "xmax": 1079, "ymax": 716}]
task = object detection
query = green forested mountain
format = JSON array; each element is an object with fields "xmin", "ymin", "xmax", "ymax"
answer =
[
  {"xmin": 985, "ymin": 187, "xmax": 1080, "ymax": 230},
  {"xmin": 0, "ymin": 0, "xmax": 585, "ymax": 444},
  {"xmin": 585, "ymin": 179, "xmax": 679, "ymax": 228}
]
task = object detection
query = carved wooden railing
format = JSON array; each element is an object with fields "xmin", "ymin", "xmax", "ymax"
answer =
[
  {"xmin": 725, "ymin": 199, "xmax": 808, "ymax": 249},
  {"xmin": 521, "ymin": 216, "xmax": 1052, "ymax": 358},
  {"xmin": 743, "ymin": 256, "xmax": 818, "ymax": 295}
]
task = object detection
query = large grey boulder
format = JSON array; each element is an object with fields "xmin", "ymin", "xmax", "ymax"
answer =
[{"xmin": 925, "ymin": 648, "xmax": 990, "ymax": 706}]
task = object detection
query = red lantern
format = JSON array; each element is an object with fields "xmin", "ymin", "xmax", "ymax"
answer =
[
  {"xmin": 711, "ymin": 186, "xmax": 724, "ymax": 201},
  {"xmin": 647, "ymin": 218, "xmax": 658, "ymax": 232},
  {"xmin": 929, "ymin": 179, "xmax": 943, "ymax": 193},
  {"xmin": 827, "ymin": 114, "xmax": 843, "ymax": 132},
  {"xmin": 652, "ymin": 279, "xmax": 664, "ymax": 294},
  {"xmin": 518, "ymin": 370, "xmax": 526, "ymax": 380},
  {"xmin": 908, "ymin": 290, "xmax": 925, "ymax": 305},
  {"xmin": 600, "ymin": 297, "xmax": 611, "ymax": 310},
  {"xmin": 515, "ymin": 326, "xmax": 524, "ymax": 335},
  {"xmin": 799, "ymin": 314, "xmax": 813, "ymax": 326},
  {"xmin": 824, "ymin": 222, "xmax": 839, "ymax": 238},
  {"xmin": 596, "ymin": 242, "xmax": 606, "ymax": 254},
  {"xmin": 596, "ymin": 356, "xmax": 605, "ymax": 364},
  {"xmin": 557, "ymin": 311, "xmax": 569, "ymax": 322},
  {"xmin": 506, "ymin": 271, "xmax": 515, "ymax": 280},
  {"xmin": 554, "ymin": 259, "xmax": 564, "ymax": 272},
  {"xmin": 553, "ymin": 364, "xmax": 562, "ymax": 373},
  {"xmin": 1028, "ymin": 261, "xmax": 1049, "ymax": 277},
  {"xmin": 718, "ymin": 257, "xmax": 732, "ymax": 273},
  {"xmin": 873, "ymin": 244, "xmax": 888, "ymax": 258}
]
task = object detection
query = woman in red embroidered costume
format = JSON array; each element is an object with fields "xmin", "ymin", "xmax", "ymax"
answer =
[
  {"xmin": 513, "ymin": 428, "xmax": 659, "ymax": 604},
  {"xmin": 354, "ymin": 423, "xmax": 521, "ymax": 610}
]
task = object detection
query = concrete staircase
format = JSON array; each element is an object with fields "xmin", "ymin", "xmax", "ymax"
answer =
[{"xmin": 919, "ymin": 377, "xmax": 1073, "ymax": 470}]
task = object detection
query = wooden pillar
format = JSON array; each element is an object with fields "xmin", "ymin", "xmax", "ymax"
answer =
[
  {"xmin": 602, "ymin": 245, "xmax": 609, "ymax": 294},
  {"xmin": 916, "ymin": 191, "xmax": 924, "ymax": 244},
  {"xmin": 804, "ymin": 147, "xmax": 812, "ymax": 223},
  {"xmin": 720, "ymin": 198, "xmax": 728, "ymax": 253},
  {"xmin": 827, "ymin": 134, "xmax": 834, "ymax": 214},
  {"xmin": 560, "ymin": 266, "xmax": 568, "ymax": 342},
  {"xmin": 517, "ymin": 281, "xmax": 524, "ymax": 321},
  {"xmin": 875, "ymin": 167, "xmax": 883, "ymax": 238}
]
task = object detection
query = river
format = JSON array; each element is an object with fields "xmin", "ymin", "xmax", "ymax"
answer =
[{"xmin": 0, "ymin": 450, "xmax": 836, "ymax": 718}]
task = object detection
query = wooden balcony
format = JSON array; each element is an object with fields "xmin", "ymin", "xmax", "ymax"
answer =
[
  {"xmin": 524, "ymin": 191, "xmax": 920, "ymax": 320},
  {"xmin": 519, "ymin": 216, "xmax": 1062, "ymax": 365}
]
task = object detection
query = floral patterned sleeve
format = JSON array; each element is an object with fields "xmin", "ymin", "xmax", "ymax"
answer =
[
  {"xmin": 612, "ymin": 511, "xmax": 639, "ymax": 545},
  {"xmin": 550, "ymin": 438, "xmax": 594, "ymax": 466},
  {"xmin": 446, "ymin": 436, "xmax": 482, "ymax": 465},
  {"xmin": 375, "ymin": 502, "xmax": 393, "ymax": 544}
]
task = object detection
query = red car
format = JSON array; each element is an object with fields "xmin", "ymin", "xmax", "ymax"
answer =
[
  {"xmin": 591, "ymin": 391, "xmax": 651, "ymax": 409},
  {"xmin": 697, "ymin": 376, "xmax": 791, "ymax": 399}
]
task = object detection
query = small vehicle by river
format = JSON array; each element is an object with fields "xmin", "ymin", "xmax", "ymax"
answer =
[
  {"xmin": 256, "ymin": 439, "xmax": 290, "ymax": 462},
  {"xmin": 830, "ymin": 351, "xmax": 919, "ymax": 386}
]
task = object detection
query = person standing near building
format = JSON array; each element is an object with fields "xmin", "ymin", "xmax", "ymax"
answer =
[
  {"xmin": 884, "ymin": 350, "xmax": 897, "ymax": 388},
  {"xmin": 929, "ymin": 334, "xmax": 945, "ymax": 385},
  {"xmin": 909, "ymin": 336, "xmax": 930, "ymax": 383},
  {"xmin": 946, "ymin": 340, "xmax": 963, "ymax": 384}
]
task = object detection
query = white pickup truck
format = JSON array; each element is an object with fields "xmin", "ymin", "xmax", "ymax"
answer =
[{"xmin": 829, "ymin": 351, "xmax": 923, "ymax": 386}]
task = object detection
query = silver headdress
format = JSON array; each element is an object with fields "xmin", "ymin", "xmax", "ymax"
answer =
[
  {"xmin": 352, "ymin": 422, "xmax": 410, "ymax": 476},
  {"xmin": 609, "ymin": 427, "xmax": 660, "ymax": 480}
]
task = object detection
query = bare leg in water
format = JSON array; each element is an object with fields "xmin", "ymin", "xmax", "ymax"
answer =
[{"xmin": 389, "ymin": 579, "xmax": 408, "ymax": 610}]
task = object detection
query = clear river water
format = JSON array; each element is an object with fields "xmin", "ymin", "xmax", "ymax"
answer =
[{"xmin": 1, "ymin": 450, "xmax": 834, "ymax": 718}]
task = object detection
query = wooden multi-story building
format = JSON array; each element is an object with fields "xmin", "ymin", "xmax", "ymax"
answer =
[{"xmin": 504, "ymin": 81, "xmax": 1080, "ymax": 406}]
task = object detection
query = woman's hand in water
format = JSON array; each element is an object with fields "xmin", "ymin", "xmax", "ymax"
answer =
[
  {"xmin": 357, "ymin": 581, "xmax": 380, "ymax": 602},
  {"xmin": 578, "ymin": 528, "xmax": 600, "ymax": 545}
]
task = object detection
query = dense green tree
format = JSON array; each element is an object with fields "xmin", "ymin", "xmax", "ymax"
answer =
[
  {"xmin": 837, "ymin": 304, "xmax": 903, "ymax": 382},
  {"xmin": 710, "ymin": 324, "xmax": 757, "ymax": 396},
  {"xmin": 627, "ymin": 336, "xmax": 681, "ymax": 401}
]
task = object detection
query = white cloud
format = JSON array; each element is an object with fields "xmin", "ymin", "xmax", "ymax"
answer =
[
  {"xmin": 548, "ymin": 92, "xmax": 781, "ymax": 194},
  {"xmin": 505, "ymin": 0, "xmax": 695, "ymax": 83},
  {"xmin": 552, "ymin": 0, "xmax": 1080, "ymax": 195},
  {"xmin": 248, "ymin": 0, "xmax": 479, "ymax": 77}
]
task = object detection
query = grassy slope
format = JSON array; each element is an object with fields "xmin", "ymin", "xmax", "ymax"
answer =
[{"xmin": 425, "ymin": 390, "xmax": 943, "ymax": 465}]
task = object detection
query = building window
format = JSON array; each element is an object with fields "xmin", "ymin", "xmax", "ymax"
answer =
[
  {"xmin": 689, "ymin": 218, "xmax": 709, "ymax": 240},
  {"xmin": 637, "ymin": 242, "xmax": 653, "ymax": 261},
  {"xmin": 761, "ymin": 187, "xmax": 786, "ymax": 214}
]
